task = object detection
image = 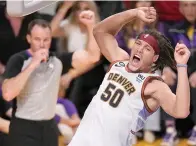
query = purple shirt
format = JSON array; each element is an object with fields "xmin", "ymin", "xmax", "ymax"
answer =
[
  {"xmin": 55, "ymin": 98, "xmax": 78, "ymax": 124},
  {"xmin": 115, "ymin": 26, "xmax": 149, "ymax": 55},
  {"xmin": 157, "ymin": 20, "xmax": 196, "ymax": 74},
  {"xmin": 116, "ymin": 31, "xmax": 130, "ymax": 54}
]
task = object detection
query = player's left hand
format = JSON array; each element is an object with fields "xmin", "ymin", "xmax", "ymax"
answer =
[
  {"xmin": 79, "ymin": 10, "xmax": 96, "ymax": 28},
  {"xmin": 174, "ymin": 43, "xmax": 190, "ymax": 65}
]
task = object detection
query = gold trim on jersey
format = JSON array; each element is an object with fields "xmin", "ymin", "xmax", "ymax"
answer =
[{"xmin": 107, "ymin": 73, "xmax": 136, "ymax": 95}]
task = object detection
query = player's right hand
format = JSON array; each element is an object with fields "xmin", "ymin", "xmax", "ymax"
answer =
[
  {"xmin": 136, "ymin": 7, "xmax": 157, "ymax": 24},
  {"xmin": 31, "ymin": 49, "xmax": 49, "ymax": 68}
]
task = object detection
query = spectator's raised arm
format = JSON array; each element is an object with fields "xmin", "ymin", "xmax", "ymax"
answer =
[
  {"xmin": 60, "ymin": 10, "xmax": 101, "ymax": 88},
  {"xmin": 51, "ymin": 1, "xmax": 74, "ymax": 37}
]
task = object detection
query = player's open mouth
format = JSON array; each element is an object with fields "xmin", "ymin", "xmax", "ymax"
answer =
[
  {"xmin": 131, "ymin": 54, "xmax": 141, "ymax": 68},
  {"xmin": 133, "ymin": 55, "xmax": 141, "ymax": 63}
]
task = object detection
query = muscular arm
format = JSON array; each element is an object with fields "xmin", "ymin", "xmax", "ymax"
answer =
[
  {"xmin": 93, "ymin": 9, "xmax": 139, "ymax": 62},
  {"xmin": 2, "ymin": 63, "xmax": 36, "ymax": 101},
  {"xmin": 2, "ymin": 49, "xmax": 46, "ymax": 101},
  {"xmin": 174, "ymin": 67, "xmax": 190, "ymax": 117},
  {"xmin": 60, "ymin": 24, "xmax": 101, "ymax": 83},
  {"xmin": 146, "ymin": 67, "xmax": 190, "ymax": 118}
]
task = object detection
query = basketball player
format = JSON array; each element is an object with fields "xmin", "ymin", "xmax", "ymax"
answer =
[{"xmin": 68, "ymin": 7, "xmax": 191, "ymax": 146}]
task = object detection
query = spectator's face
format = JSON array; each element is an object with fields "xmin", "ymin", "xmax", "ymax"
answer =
[
  {"xmin": 128, "ymin": 39, "xmax": 159, "ymax": 72},
  {"xmin": 180, "ymin": 1, "xmax": 196, "ymax": 24},
  {"xmin": 135, "ymin": 1, "xmax": 152, "ymax": 8},
  {"xmin": 27, "ymin": 25, "xmax": 51, "ymax": 52},
  {"xmin": 75, "ymin": 2, "xmax": 90, "ymax": 19}
]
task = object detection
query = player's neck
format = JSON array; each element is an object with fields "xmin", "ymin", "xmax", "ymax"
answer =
[
  {"xmin": 142, "ymin": 67, "xmax": 153, "ymax": 73},
  {"xmin": 126, "ymin": 63, "xmax": 152, "ymax": 73}
]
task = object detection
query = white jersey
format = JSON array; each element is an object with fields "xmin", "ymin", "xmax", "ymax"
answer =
[{"xmin": 69, "ymin": 60, "xmax": 161, "ymax": 146}]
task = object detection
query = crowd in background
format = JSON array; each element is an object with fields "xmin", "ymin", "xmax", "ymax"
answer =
[{"xmin": 0, "ymin": 1, "xmax": 196, "ymax": 146}]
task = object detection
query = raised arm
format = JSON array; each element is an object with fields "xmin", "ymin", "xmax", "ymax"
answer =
[
  {"xmin": 50, "ymin": 1, "xmax": 74, "ymax": 37},
  {"xmin": 93, "ymin": 7, "xmax": 157, "ymax": 63},
  {"xmin": 60, "ymin": 10, "xmax": 101, "ymax": 88},
  {"xmin": 70, "ymin": 10, "xmax": 101, "ymax": 76},
  {"xmin": 2, "ymin": 49, "xmax": 48, "ymax": 101},
  {"xmin": 147, "ymin": 43, "xmax": 190, "ymax": 118}
]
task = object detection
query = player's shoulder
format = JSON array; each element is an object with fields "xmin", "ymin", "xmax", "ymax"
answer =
[
  {"xmin": 144, "ymin": 77, "xmax": 168, "ymax": 96},
  {"xmin": 107, "ymin": 59, "xmax": 129, "ymax": 72}
]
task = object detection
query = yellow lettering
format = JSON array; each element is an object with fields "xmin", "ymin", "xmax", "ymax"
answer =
[
  {"xmin": 122, "ymin": 79, "xmax": 129, "ymax": 86},
  {"xmin": 127, "ymin": 87, "xmax": 136, "ymax": 95},
  {"xmin": 124, "ymin": 83, "xmax": 131, "ymax": 90},
  {"xmin": 113, "ymin": 74, "xmax": 119, "ymax": 82},
  {"xmin": 107, "ymin": 73, "xmax": 136, "ymax": 95},
  {"xmin": 108, "ymin": 73, "xmax": 114, "ymax": 80},
  {"xmin": 117, "ymin": 76, "xmax": 125, "ymax": 84}
]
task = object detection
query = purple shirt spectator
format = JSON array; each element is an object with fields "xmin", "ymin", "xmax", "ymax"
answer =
[
  {"xmin": 115, "ymin": 31, "xmax": 130, "ymax": 54},
  {"xmin": 158, "ymin": 20, "xmax": 196, "ymax": 75},
  {"xmin": 115, "ymin": 26, "xmax": 149, "ymax": 55},
  {"xmin": 55, "ymin": 98, "xmax": 78, "ymax": 124}
]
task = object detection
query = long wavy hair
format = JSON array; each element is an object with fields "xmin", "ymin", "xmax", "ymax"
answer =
[{"xmin": 137, "ymin": 29, "xmax": 176, "ymax": 72}]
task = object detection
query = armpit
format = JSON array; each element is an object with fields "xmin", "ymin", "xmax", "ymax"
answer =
[{"xmin": 141, "ymin": 76, "xmax": 163, "ymax": 113}]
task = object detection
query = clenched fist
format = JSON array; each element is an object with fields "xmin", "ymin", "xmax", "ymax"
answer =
[
  {"xmin": 31, "ymin": 49, "xmax": 49, "ymax": 68},
  {"xmin": 79, "ymin": 10, "xmax": 96, "ymax": 28},
  {"xmin": 174, "ymin": 43, "xmax": 190, "ymax": 65}
]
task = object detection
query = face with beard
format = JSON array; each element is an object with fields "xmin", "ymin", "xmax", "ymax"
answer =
[{"xmin": 128, "ymin": 34, "xmax": 159, "ymax": 73}]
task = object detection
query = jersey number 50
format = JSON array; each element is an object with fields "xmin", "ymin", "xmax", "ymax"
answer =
[{"xmin": 101, "ymin": 83, "xmax": 124, "ymax": 108}]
